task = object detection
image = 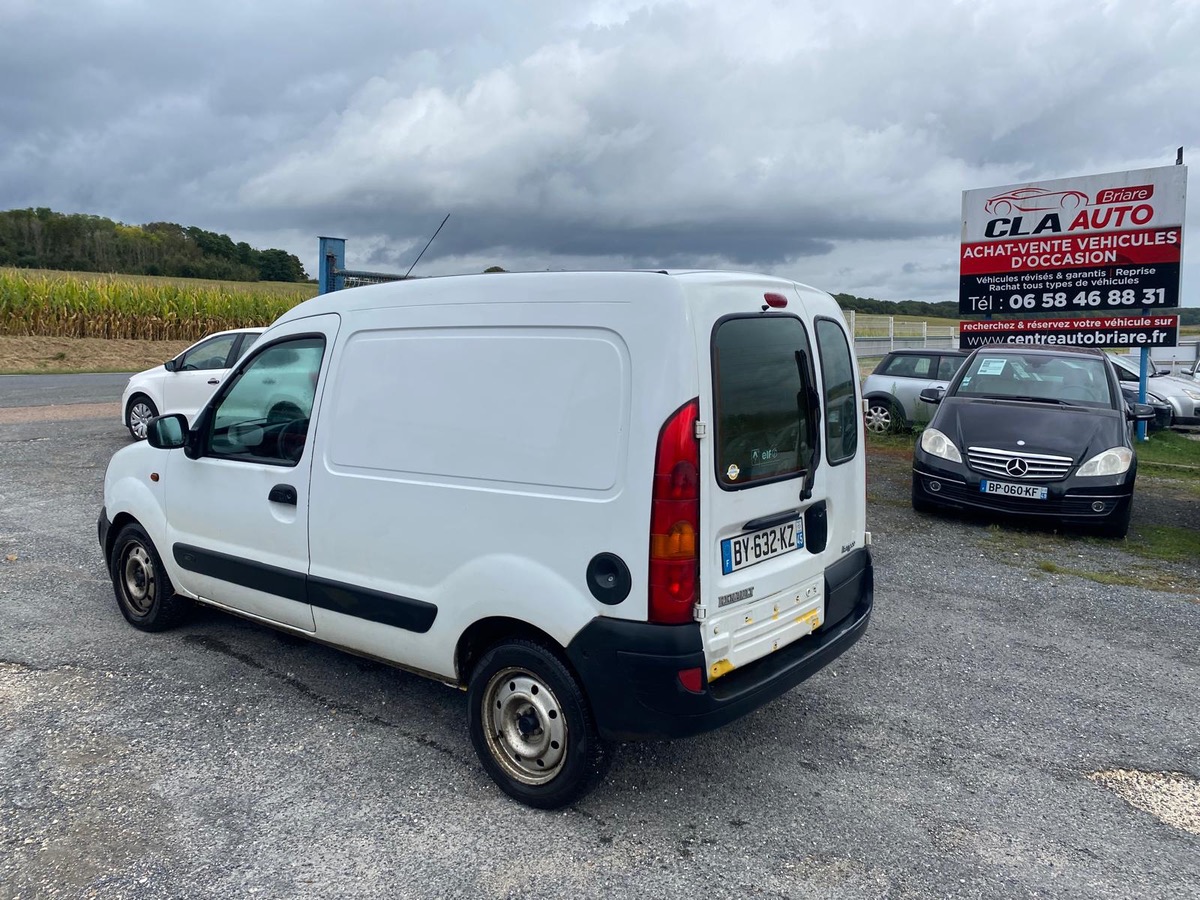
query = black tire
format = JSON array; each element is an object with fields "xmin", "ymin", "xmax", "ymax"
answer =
[
  {"xmin": 109, "ymin": 523, "xmax": 189, "ymax": 631},
  {"xmin": 865, "ymin": 399, "xmax": 902, "ymax": 435},
  {"xmin": 467, "ymin": 639, "xmax": 609, "ymax": 809},
  {"xmin": 125, "ymin": 394, "xmax": 159, "ymax": 441}
]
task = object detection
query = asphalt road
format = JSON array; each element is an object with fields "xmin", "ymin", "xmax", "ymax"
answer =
[
  {"xmin": 0, "ymin": 373, "xmax": 131, "ymax": 408},
  {"xmin": 0, "ymin": 397, "xmax": 1197, "ymax": 899}
]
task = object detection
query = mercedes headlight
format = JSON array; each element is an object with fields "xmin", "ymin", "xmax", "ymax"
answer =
[
  {"xmin": 919, "ymin": 428, "xmax": 962, "ymax": 463},
  {"xmin": 1077, "ymin": 447, "xmax": 1133, "ymax": 477}
]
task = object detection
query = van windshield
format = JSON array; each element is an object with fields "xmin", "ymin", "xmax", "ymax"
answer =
[{"xmin": 713, "ymin": 315, "xmax": 816, "ymax": 488}]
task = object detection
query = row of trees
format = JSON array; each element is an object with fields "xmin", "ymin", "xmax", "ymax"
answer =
[
  {"xmin": 833, "ymin": 292, "xmax": 959, "ymax": 320},
  {"xmin": 5, "ymin": 209, "xmax": 1196, "ymax": 324},
  {"xmin": 0, "ymin": 209, "xmax": 308, "ymax": 283}
]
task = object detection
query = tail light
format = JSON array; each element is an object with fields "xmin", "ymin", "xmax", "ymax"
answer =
[{"xmin": 649, "ymin": 399, "xmax": 700, "ymax": 624}]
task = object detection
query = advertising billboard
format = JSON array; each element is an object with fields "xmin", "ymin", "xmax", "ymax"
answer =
[
  {"xmin": 960, "ymin": 165, "xmax": 1187, "ymax": 316},
  {"xmin": 959, "ymin": 314, "xmax": 1180, "ymax": 350}
]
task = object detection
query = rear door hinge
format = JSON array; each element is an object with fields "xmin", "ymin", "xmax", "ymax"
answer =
[{"xmin": 694, "ymin": 421, "xmax": 708, "ymax": 439}]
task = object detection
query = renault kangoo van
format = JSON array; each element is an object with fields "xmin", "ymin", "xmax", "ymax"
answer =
[{"xmin": 99, "ymin": 270, "xmax": 874, "ymax": 808}]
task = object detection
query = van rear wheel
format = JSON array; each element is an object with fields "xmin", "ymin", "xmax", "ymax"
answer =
[{"xmin": 467, "ymin": 639, "xmax": 608, "ymax": 808}]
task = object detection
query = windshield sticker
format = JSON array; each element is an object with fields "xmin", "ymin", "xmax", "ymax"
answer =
[
  {"xmin": 726, "ymin": 463, "xmax": 740, "ymax": 481},
  {"xmin": 960, "ymin": 376, "xmax": 971, "ymax": 388},
  {"xmin": 977, "ymin": 358, "xmax": 1007, "ymax": 376}
]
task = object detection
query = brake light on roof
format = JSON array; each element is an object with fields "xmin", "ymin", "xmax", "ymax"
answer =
[
  {"xmin": 763, "ymin": 292, "xmax": 788, "ymax": 308},
  {"xmin": 649, "ymin": 399, "xmax": 700, "ymax": 624}
]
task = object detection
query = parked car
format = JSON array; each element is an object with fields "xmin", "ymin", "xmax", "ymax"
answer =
[
  {"xmin": 121, "ymin": 328, "xmax": 264, "ymax": 439},
  {"xmin": 1120, "ymin": 385, "xmax": 1172, "ymax": 431},
  {"xmin": 1109, "ymin": 354, "xmax": 1200, "ymax": 428},
  {"xmin": 862, "ymin": 349, "xmax": 968, "ymax": 433},
  {"xmin": 98, "ymin": 270, "xmax": 875, "ymax": 808},
  {"xmin": 911, "ymin": 345, "xmax": 1156, "ymax": 538}
]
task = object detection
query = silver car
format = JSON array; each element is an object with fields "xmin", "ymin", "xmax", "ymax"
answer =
[
  {"xmin": 862, "ymin": 349, "xmax": 968, "ymax": 433},
  {"xmin": 1109, "ymin": 355, "xmax": 1200, "ymax": 427}
]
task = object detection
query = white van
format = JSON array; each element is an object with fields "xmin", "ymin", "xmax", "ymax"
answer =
[{"xmin": 98, "ymin": 270, "xmax": 874, "ymax": 808}]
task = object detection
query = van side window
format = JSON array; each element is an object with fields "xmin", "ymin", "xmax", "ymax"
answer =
[
  {"xmin": 815, "ymin": 319, "xmax": 858, "ymax": 464},
  {"xmin": 712, "ymin": 315, "xmax": 816, "ymax": 488},
  {"xmin": 204, "ymin": 336, "xmax": 325, "ymax": 466}
]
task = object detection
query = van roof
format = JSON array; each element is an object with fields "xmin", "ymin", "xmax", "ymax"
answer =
[{"xmin": 276, "ymin": 269, "xmax": 833, "ymax": 324}]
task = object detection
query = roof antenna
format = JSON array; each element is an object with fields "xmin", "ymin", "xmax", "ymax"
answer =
[{"xmin": 405, "ymin": 213, "xmax": 451, "ymax": 278}]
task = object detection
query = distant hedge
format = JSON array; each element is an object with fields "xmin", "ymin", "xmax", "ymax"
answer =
[{"xmin": 0, "ymin": 208, "xmax": 308, "ymax": 283}]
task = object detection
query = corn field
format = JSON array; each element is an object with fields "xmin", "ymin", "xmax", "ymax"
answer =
[{"xmin": 0, "ymin": 268, "xmax": 318, "ymax": 341}]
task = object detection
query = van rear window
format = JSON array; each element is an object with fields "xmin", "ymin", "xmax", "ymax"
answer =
[{"xmin": 712, "ymin": 315, "xmax": 816, "ymax": 488}]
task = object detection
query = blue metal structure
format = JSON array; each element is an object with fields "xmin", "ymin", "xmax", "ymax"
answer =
[{"xmin": 317, "ymin": 237, "xmax": 406, "ymax": 295}]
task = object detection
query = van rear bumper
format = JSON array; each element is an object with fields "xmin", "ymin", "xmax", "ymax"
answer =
[{"xmin": 566, "ymin": 547, "xmax": 873, "ymax": 741}]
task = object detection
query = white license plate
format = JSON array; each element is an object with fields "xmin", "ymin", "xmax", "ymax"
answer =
[
  {"xmin": 721, "ymin": 520, "xmax": 803, "ymax": 575},
  {"xmin": 980, "ymin": 479, "xmax": 1048, "ymax": 500}
]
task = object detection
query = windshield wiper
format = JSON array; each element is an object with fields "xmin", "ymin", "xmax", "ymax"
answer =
[{"xmin": 1007, "ymin": 395, "xmax": 1070, "ymax": 405}]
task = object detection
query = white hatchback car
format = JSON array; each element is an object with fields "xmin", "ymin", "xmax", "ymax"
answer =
[{"xmin": 121, "ymin": 328, "xmax": 263, "ymax": 439}]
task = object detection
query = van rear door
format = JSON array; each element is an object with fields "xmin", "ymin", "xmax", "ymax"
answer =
[{"xmin": 693, "ymin": 292, "xmax": 830, "ymax": 684}]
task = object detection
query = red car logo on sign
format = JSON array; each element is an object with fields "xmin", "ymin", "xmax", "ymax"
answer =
[{"xmin": 984, "ymin": 187, "xmax": 1089, "ymax": 215}]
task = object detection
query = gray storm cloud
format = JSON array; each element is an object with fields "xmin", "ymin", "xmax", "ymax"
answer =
[{"xmin": 1, "ymin": 0, "xmax": 1197, "ymax": 301}]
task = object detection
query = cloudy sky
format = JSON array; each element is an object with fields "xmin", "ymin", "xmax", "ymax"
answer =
[{"xmin": 2, "ymin": 0, "xmax": 1198, "ymax": 304}]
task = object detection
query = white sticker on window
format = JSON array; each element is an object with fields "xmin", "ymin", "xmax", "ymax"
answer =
[{"xmin": 977, "ymin": 358, "xmax": 1007, "ymax": 376}]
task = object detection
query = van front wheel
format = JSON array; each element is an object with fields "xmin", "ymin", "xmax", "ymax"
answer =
[
  {"xmin": 467, "ymin": 639, "xmax": 608, "ymax": 808},
  {"xmin": 110, "ymin": 523, "xmax": 189, "ymax": 631}
]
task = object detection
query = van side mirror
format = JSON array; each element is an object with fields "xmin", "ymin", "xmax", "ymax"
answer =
[
  {"xmin": 919, "ymin": 387, "xmax": 945, "ymax": 404},
  {"xmin": 146, "ymin": 413, "xmax": 188, "ymax": 449}
]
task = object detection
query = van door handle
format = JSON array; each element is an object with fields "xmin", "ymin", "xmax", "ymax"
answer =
[
  {"xmin": 742, "ymin": 509, "xmax": 801, "ymax": 531},
  {"xmin": 269, "ymin": 484, "xmax": 297, "ymax": 505}
]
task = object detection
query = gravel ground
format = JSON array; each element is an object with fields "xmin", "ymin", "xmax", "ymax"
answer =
[{"xmin": 0, "ymin": 406, "xmax": 1197, "ymax": 900}]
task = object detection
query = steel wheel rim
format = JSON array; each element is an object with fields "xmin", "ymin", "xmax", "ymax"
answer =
[
  {"xmin": 129, "ymin": 402, "xmax": 155, "ymax": 439},
  {"xmin": 482, "ymin": 666, "xmax": 568, "ymax": 785},
  {"xmin": 865, "ymin": 404, "xmax": 892, "ymax": 434},
  {"xmin": 121, "ymin": 544, "xmax": 156, "ymax": 616}
]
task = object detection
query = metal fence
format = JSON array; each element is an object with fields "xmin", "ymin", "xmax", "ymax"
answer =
[
  {"xmin": 843, "ymin": 311, "xmax": 960, "ymax": 360},
  {"xmin": 1122, "ymin": 340, "xmax": 1199, "ymax": 374}
]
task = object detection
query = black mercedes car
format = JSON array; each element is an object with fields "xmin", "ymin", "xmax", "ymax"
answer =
[{"xmin": 911, "ymin": 345, "xmax": 1157, "ymax": 538}]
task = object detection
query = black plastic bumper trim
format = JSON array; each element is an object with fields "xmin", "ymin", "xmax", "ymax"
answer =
[
  {"xmin": 172, "ymin": 542, "xmax": 437, "ymax": 633},
  {"xmin": 567, "ymin": 547, "xmax": 873, "ymax": 741},
  {"xmin": 97, "ymin": 507, "xmax": 111, "ymax": 556}
]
